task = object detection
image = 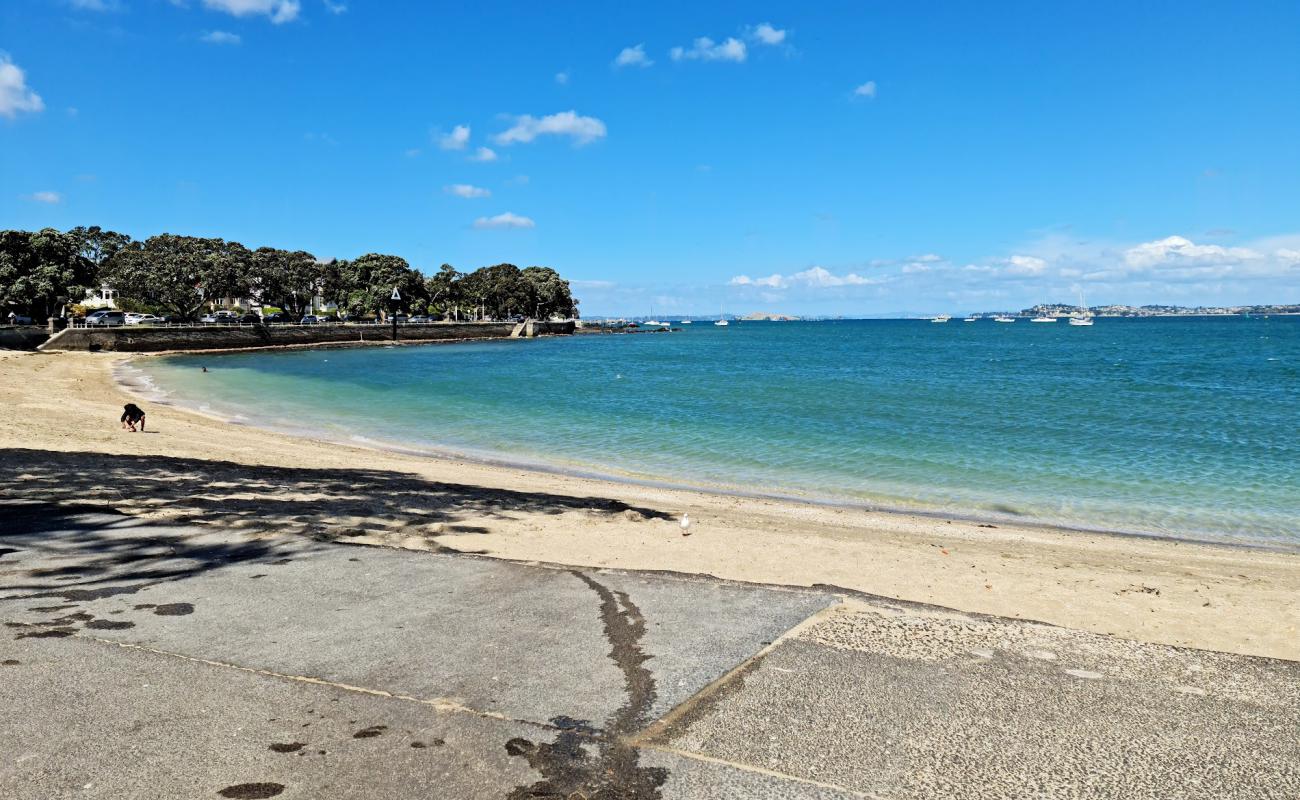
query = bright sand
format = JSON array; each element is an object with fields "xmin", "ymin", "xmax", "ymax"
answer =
[{"xmin": 2, "ymin": 349, "xmax": 1297, "ymax": 660}]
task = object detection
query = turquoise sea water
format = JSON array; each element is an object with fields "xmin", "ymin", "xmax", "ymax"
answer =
[{"xmin": 131, "ymin": 318, "xmax": 1300, "ymax": 547}]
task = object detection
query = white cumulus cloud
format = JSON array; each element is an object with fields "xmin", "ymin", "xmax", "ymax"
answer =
[
  {"xmin": 0, "ymin": 56, "xmax": 44, "ymax": 119},
  {"xmin": 26, "ymin": 191, "xmax": 62, "ymax": 204},
  {"xmin": 438, "ymin": 124, "xmax": 470, "ymax": 151},
  {"xmin": 473, "ymin": 212, "xmax": 535, "ymax": 230},
  {"xmin": 1123, "ymin": 236, "xmax": 1259, "ymax": 269},
  {"xmin": 202, "ymin": 0, "xmax": 300, "ymax": 23},
  {"xmin": 493, "ymin": 110, "xmax": 607, "ymax": 146},
  {"xmin": 614, "ymin": 44, "xmax": 653, "ymax": 68},
  {"xmin": 1004, "ymin": 255, "xmax": 1047, "ymax": 275},
  {"xmin": 322, "ymin": 0, "xmax": 346, "ymax": 13},
  {"xmin": 853, "ymin": 81, "xmax": 877, "ymax": 99},
  {"xmin": 730, "ymin": 266, "xmax": 882, "ymax": 290},
  {"xmin": 445, "ymin": 184, "xmax": 490, "ymax": 198},
  {"xmin": 469, "ymin": 146, "xmax": 498, "ymax": 162},
  {"xmin": 749, "ymin": 23, "xmax": 787, "ymax": 45},
  {"xmin": 201, "ymin": 30, "xmax": 241, "ymax": 44},
  {"xmin": 670, "ymin": 37, "xmax": 747, "ymax": 63},
  {"xmin": 555, "ymin": 70, "xmax": 570, "ymax": 84}
]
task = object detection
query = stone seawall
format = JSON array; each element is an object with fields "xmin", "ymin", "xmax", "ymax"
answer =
[
  {"xmin": 0, "ymin": 326, "xmax": 51, "ymax": 351},
  {"xmin": 38, "ymin": 321, "xmax": 576, "ymax": 353}
]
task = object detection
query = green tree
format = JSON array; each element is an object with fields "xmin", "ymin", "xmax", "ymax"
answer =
[
  {"xmin": 461, "ymin": 263, "xmax": 531, "ymax": 319},
  {"xmin": 103, "ymin": 234, "xmax": 254, "ymax": 319},
  {"xmin": 251, "ymin": 248, "xmax": 320, "ymax": 316},
  {"xmin": 0, "ymin": 228, "xmax": 96, "ymax": 320},
  {"xmin": 521, "ymin": 266, "xmax": 578, "ymax": 319},
  {"xmin": 67, "ymin": 226, "xmax": 133, "ymax": 271},
  {"xmin": 424, "ymin": 263, "xmax": 462, "ymax": 317},
  {"xmin": 345, "ymin": 253, "xmax": 428, "ymax": 318}
]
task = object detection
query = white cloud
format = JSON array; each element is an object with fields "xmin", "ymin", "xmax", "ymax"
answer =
[
  {"xmin": 1123, "ymin": 235, "xmax": 1259, "ymax": 269},
  {"xmin": 0, "ymin": 56, "xmax": 45, "ymax": 119},
  {"xmin": 493, "ymin": 110, "xmax": 606, "ymax": 146},
  {"xmin": 670, "ymin": 37, "xmax": 747, "ymax": 63},
  {"xmin": 730, "ymin": 266, "xmax": 882, "ymax": 290},
  {"xmin": 853, "ymin": 81, "xmax": 877, "ymax": 99},
  {"xmin": 913, "ymin": 253, "xmax": 943, "ymax": 263},
  {"xmin": 202, "ymin": 0, "xmax": 300, "ymax": 23},
  {"xmin": 473, "ymin": 212, "xmax": 535, "ymax": 230},
  {"xmin": 445, "ymin": 183, "xmax": 490, "ymax": 199},
  {"xmin": 201, "ymin": 30, "xmax": 241, "ymax": 44},
  {"xmin": 404, "ymin": 148, "xmax": 421, "ymax": 158},
  {"xmin": 902, "ymin": 263, "xmax": 931, "ymax": 274},
  {"xmin": 438, "ymin": 124, "xmax": 470, "ymax": 151},
  {"xmin": 614, "ymin": 44, "xmax": 652, "ymax": 68},
  {"xmin": 571, "ymin": 279, "xmax": 616, "ymax": 289},
  {"xmin": 322, "ymin": 0, "xmax": 346, "ymax": 13},
  {"xmin": 26, "ymin": 191, "xmax": 62, "ymax": 204},
  {"xmin": 1004, "ymin": 255, "xmax": 1047, "ymax": 275},
  {"xmin": 555, "ymin": 70, "xmax": 570, "ymax": 84},
  {"xmin": 749, "ymin": 23, "xmax": 787, "ymax": 45},
  {"xmin": 469, "ymin": 146, "xmax": 497, "ymax": 162}
]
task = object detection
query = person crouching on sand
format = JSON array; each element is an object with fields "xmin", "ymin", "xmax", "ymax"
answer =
[{"xmin": 120, "ymin": 403, "xmax": 146, "ymax": 432}]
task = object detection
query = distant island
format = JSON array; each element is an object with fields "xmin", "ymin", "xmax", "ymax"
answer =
[
  {"xmin": 741, "ymin": 312, "xmax": 801, "ymax": 321},
  {"xmin": 981, "ymin": 303, "xmax": 1300, "ymax": 318}
]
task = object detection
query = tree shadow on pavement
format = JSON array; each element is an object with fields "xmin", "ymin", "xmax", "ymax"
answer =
[{"xmin": 0, "ymin": 447, "xmax": 673, "ymax": 567}]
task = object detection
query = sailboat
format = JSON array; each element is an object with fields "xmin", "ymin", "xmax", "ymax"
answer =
[
  {"xmin": 1069, "ymin": 291, "xmax": 1095, "ymax": 326},
  {"xmin": 963, "ymin": 315, "xmax": 979, "ymax": 322},
  {"xmin": 993, "ymin": 315, "xmax": 1015, "ymax": 323},
  {"xmin": 643, "ymin": 306, "xmax": 665, "ymax": 327},
  {"xmin": 714, "ymin": 304, "xmax": 729, "ymax": 326},
  {"xmin": 930, "ymin": 314, "xmax": 951, "ymax": 323},
  {"xmin": 1030, "ymin": 306, "xmax": 1057, "ymax": 323}
]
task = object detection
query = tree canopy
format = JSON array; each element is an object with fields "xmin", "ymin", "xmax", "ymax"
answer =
[
  {"xmin": 0, "ymin": 228, "xmax": 97, "ymax": 319},
  {"xmin": 1, "ymin": 225, "xmax": 580, "ymax": 322}
]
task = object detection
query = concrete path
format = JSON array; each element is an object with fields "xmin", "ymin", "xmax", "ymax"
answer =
[{"xmin": 1, "ymin": 502, "xmax": 1296, "ymax": 799}]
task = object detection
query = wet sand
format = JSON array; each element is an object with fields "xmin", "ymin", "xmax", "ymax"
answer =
[{"xmin": 1, "ymin": 349, "xmax": 1296, "ymax": 660}]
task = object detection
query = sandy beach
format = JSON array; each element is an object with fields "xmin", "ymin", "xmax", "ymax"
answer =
[{"xmin": 1, "ymin": 348, "xmax": 1297, "ymax": 661}]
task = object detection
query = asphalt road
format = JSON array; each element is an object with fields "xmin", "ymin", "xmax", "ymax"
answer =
[{"xmin": 2, "ymin": 502, "xmax": 1296, "ymax": 799}]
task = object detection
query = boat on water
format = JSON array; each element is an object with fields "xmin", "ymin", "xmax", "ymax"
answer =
[
  {"xmin": 679, "ymin": 319, "xmax": 692, "ymax": 325},
  {"xmin": 715, "ymin": 304, "xmax": 729, "ymax": 326},
  {"xmin": 714, "ymin": 318, "xmax": 729, "ymax": 326},
  {"xmin": 993, "ymin": 315, "xmax": 1015, "ymax": 323},
  {"xmin": 1030, "ymin": 309, "xmax": 1057, "ymax": 323},
  {"xmin": 963, "ymin": 316, "xmax": 978, "ymax": 322},
  {"xmin": 1069, "ymin": 291, "xmax": 1095, "ymax": 326},
  {"xmin": 930, "ymin": 314, "xmax": 951, "ymax": 323}
]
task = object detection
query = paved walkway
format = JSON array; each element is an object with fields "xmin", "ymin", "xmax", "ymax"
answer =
[{"xmin": 2, "ymin": 502, "xmax": 1296, "ymax": 799}]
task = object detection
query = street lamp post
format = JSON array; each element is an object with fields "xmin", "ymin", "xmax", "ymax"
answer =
[{"xmin": 389, "ymin": 287, "xmax": 401, "ymax": 342}]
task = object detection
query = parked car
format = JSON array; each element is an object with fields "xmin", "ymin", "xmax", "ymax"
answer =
[
  {"xmin": 262, "ymin": 312, "xmax": 292, "ymax": 324},
  {"xmin": 299, "ymin": 315, "xmax": 321, "ymax": 324},
  {"xmin": 200, "ymin": 311, "xmax": 237, "ymax": 324},
  {"xmin": 237, "ymin": 313, "xmax": 262, "ymax": 324},
  {"xmin": 85, "ymin": 310, "xmax": 127, "ymax": 327},
  {"xmin": 125, "ymin": 313, "xmax": 163, "ymax": 325},
  {"xmin": 407, "ymin": 315, "xmax": 433, "ymax": 324}
]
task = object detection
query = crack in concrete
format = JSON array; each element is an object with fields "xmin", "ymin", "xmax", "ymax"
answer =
[{"xmin": 502, "ymin": 570, "xmax": 669, "ymax": 799}]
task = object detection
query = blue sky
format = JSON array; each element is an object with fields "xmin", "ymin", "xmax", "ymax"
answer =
[{"xmin": 3, "ymin": 1, "xmax": 1298, "ymax": 316}]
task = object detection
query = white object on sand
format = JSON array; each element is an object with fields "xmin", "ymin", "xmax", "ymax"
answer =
[{"xmin": 680, "ymin": 513, "xmax": 691, "ymax": 535}]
